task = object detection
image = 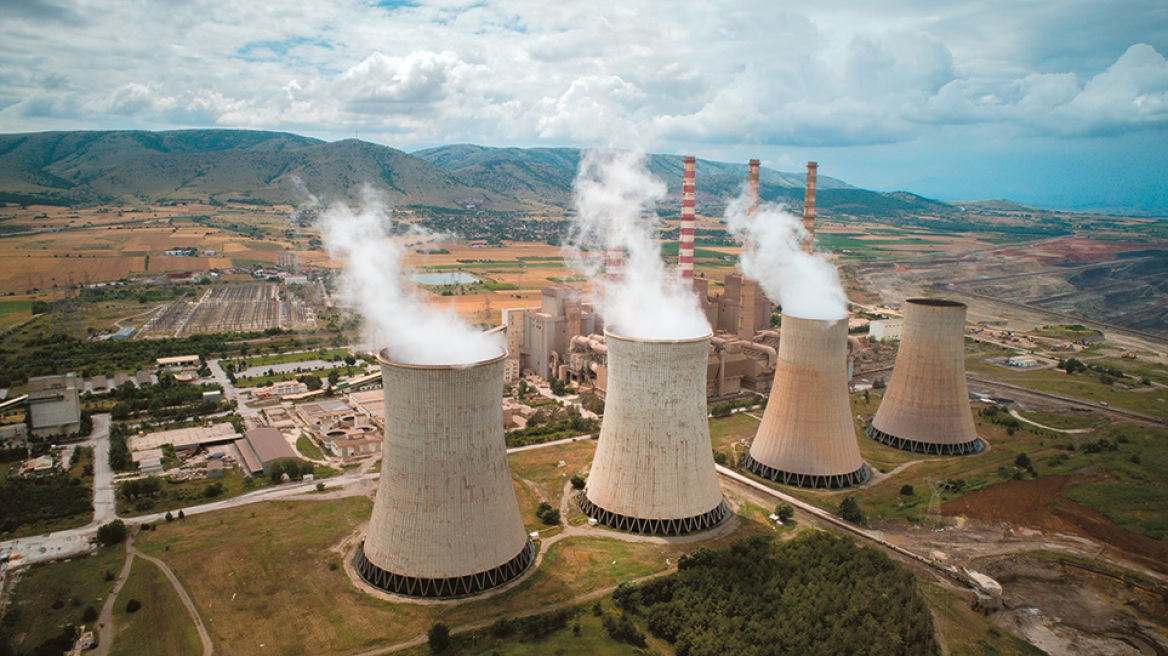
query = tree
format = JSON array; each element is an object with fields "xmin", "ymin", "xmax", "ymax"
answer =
[
  {"xmin": 899, "ymin": 484, "xmax": 915, "ymax": 496},
  {"xmin": 177, "ymin": 509, "xmax": 185, "ymax": 519},
  {"xmin": 1014, "ymin": 452, "xmax": 1032, "ymax": 470},
  {"xmin": 165, "ymin": 511, "xmax": 174, "ymax": 522},
  {"xmin": 839, "ymin": 497, "xmax": 864, "ymax": 524},
  {"xmin": 125, "ymin": 599, "xmax": 141, "ymax": 613},
  {"xmin": 428, "ymin": 622, "xmax": 451, "ymax": 654},
  {"xmin": 570, "ymin": 475, "xmax": 586, "ymax": 490},
  {"xmin": 97, "ymin": 520, "xmax": 127, "ymax": 546},
  {"xmin": 775, "ymin": 502, "xmax": 794, "ymax": 523}
]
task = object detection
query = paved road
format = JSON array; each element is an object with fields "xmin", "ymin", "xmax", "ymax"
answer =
[{"xmin": 90, "ymin": 414, "xmax": 116, "ymax": 526}]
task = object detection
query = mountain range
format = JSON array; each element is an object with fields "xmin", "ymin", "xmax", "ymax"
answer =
[{"xmin": 0, "ymin": 129, "xmax": 954, "ymax": 217}]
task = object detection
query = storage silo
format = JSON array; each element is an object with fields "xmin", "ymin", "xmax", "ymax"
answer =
[
  {"xmin": 866, "ymin": 298, "xmax": 983, "ymax": 455},
  {"xmin": 355, "ymin": 349, "xmax": 533, "ymax": 598},
  {"xmin": 579, "ymin": 330, "xmax": 728, "ymax": 534},
  {"xmin": 745, "ymin": 315, "xmax": 868, "ymax": 488}
]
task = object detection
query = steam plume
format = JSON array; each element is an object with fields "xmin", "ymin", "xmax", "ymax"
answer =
[
  {"xmin": 318, "ymin": 189, "xmax": 502, "ymax": 365},
  {"xmin": 565, "ymin": 148, "xmax": 710, "ymax": 340},
  {"xmin": 725, "ymin": 193, "xmax": 848, "ymax": 321}
]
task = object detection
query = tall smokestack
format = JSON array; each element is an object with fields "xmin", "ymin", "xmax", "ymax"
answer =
[
  {"xmin": 679, "ymin": 156, "xmax": 696, "ymax": 284},
  {"xmin": 744, "ymin": 315, "xmax": 868, "ymax": 488},
  {"xmin": 867, "ymin": 299, "xmax": 984, "ymax": 455},
  {"xmin": 802, "ymin": 162, "xmax": 817, "ymax": 254},
  {"xmin": 580, "ymin": 330, "xmax": 727, "ymax": 534},
  {"xmin": 748, "ymin": 159, "xmax": 760, "ymax": 215},
  {"xmin": 356, "ymin": 349, "xmax": 533, "ymax": 597}
]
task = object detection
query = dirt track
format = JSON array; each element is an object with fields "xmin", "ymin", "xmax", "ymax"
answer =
[{"xmin": 941, "ymin": 475, "xmax": 1168, "ymax": 576}]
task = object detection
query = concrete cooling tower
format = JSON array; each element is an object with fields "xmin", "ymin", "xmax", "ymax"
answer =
[
  {"xmin": 355, "ymin": 349, "xmax": 533, "ymax": 598},
  {"xmin": 745, "ymin": 315, "xmax": 868, "ymax": 488},
  {"xmin": 866, "ymin": 298, "xmax": 984, "ymax": 455},
  {"xmin": 579, "ymin": 331, "xmax": 728, "ymax": 534}
]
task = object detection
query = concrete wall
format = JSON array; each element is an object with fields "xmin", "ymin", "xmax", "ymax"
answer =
[
  {"xmin": 363, "ymin": 349, "xmax": 528, "ymax": 580},
  {"xmin": 585, "ymin": 331, "xmax": 724, "ymax": 522}
]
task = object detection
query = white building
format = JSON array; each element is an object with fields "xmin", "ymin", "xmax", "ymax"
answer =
[{"xmin": 869, "ymin": 319, "xmax": 904, "ymax": 341}]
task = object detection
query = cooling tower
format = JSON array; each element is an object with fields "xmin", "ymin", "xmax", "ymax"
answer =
[
  {"xmin": 745, "ymin": 315, "xmax": 868, "ymax": 488},
  {"xmin": 579, "ymin": 331, "xmax": 728, "ymax": 534},
  {"xmin": 866, "ymin": 299, "xmax": 983, "ymax": 455},
  {"xmin": 355, "ymin": 349, "xmax": 533, "ymax": 598}
]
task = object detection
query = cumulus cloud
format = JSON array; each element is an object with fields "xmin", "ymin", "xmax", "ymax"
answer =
[{"xmin": 0, "ymin": 0, "xmax": 1165, "ymax": 154}]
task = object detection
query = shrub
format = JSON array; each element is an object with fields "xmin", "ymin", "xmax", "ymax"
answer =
[
  {"xmin": 899, "ymin": 484, "xmax": 915, "ymax": 496},
  {"xmin": 535, "ymin": 502, "xmax": 560, "ymax": 525},
  {"xmin": 97, "ymin": 520, "xmax": 127, "ymax": 546},
  {"xmin": 124, "ymin": 599, "xmax": 141, "ymax": 613},
  {"xmin": 428, "ymin": 622, "xmax": 450, "ymax": 654},
  {"xmin": 838, "ymin": 497, "xmax": 864, "ymax": 524},
  {"xmin": 775, "ymin": 502, "xmax": 794, "ymax": 523},
  {"xmin": 570, "ymin": 475, "xmax": 585, "ymax": 490}
]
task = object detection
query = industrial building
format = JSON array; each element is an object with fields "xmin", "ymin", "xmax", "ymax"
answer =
[
  {"xmin": 745, "ymin": 315, "xmax": 869, "ymax": 488},
  {"xmin": 27, "ymin": 374, "xmax": 81, "ymax": 438},
  {"xmin": 238, "ymin": 427, "xmax": 299, "ymax": 475},
  {"xmin": 503, "ymin": 285, "xmax": 601, "ymax": 384},
  {"xmin": 356, "ymin": 349, "xmax": 532, "ymax": 598},
  {"xmin": 869, "ymin": 319, "xmax": 904, "ymax": 341},
  {"xmin": 867, "ymin": 299, "xmax": 984, "ymax": 455},
  {"xmin": 580, "ymin": 332, "xmax": 728, "ymax": 534}
]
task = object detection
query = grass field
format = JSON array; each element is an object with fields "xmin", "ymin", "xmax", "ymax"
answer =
[
  {"xmin": 109, "ymin": 558, "xmax": 202, "ymax": 656},
  {"xmin": 1018, "ymin": 409, "xmax": 1105, "ymax": 430},
  {"xmin": 0, "ymin": 546, "xmax": 124, "ymax": 654},
  {"xmin": 225, "ymin": 348, "xmax": 350, "ymax": 369},
  {"xmin": 116, "ymin": 470, "xmax": 274, "ymax": 518},
  {"xmin": 297, "ymin": 435, "xmax": 325, "ymax": 460},
  {"xmin": 129, "ymin": 497, "xmax": 699, "ymax": 655}
]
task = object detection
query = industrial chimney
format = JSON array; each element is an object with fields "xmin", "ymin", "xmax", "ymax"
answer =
[
  {"xmin": 580, "ymin": 330, "xmax": 728, "ymax": 534},
  {"xmin": 748, "ymin": 159, "xmax": 760, "ymax": 215},
  {"xmin": 745, "ymin": 315, "xmax": 868, "ymax": 488},
  {"xmin": 802, "ymin": 162, "xmax": 817, "ymax": 254},
  {"xmin": 679, "ymin": 156, "xmax": 696, "ymax": 284},
  {"xmin": 867, "ymin": 299, "xmax": 984, "ymax": 455},
  {"xmin": 356, "ymin": 349, "xmax": 533, "ymax": 597}
]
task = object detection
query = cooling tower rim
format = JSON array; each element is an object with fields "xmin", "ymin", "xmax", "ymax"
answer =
[
  {"xmin": 779, "ymin": 313, "xmax": 847, "ymax": 327},
  {"xmin": 905, "ymin": 297, "xmax": 966, "ymax": 309},
  {"xmin": 602, "ymin": 328, "xmax": 712, "ymax": 345},
  {"xmin": 376, "ymin": 346, "xmax": 507, "ymax": 370}
]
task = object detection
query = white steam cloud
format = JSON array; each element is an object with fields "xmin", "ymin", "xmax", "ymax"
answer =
[
  {"xmin": 725, "ymin": 194, "xmax": 848, "ymax": 321},
  {"xmin": 565, "ymin": 148, "xmax": 711, "ymax": 340},
  {"xmin": 318, "ymin": 189, "xmax": 502, "ymax": 365}
]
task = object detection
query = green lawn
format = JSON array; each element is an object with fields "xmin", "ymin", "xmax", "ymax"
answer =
[
  {"xmin": 297, "ymin": 435, "xmax": 325, "ymax": 460},
  {"xmin": 226, "ymin": 348, "xmax": 349, "ymax": 369},
  {"xmin": 1018, "ymin": 410, "xmax": 1104, "ymax": 430},
  {"xmin": 109, "ymin": 558, "xmax": 202, "ymax": 656},
  {"xmin": 0, "ymin": 299, "xmax": 31, "ymax": 317}
]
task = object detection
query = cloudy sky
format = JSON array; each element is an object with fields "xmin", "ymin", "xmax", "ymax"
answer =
[{"xmin": 3, "ymin": 0, "xmax": 1167, "ymax": 213}]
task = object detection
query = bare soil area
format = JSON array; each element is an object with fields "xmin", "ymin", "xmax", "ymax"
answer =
[{"xmin": 942, "ymin": 475, "xmax": 1168, "ymax": 576}]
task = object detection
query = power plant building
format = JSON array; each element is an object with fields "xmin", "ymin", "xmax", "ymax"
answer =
[
  {"xmin": 867, "ymin": 299, "xmax": 983, "ymax": 455},
  {"xmin": 580, "ymin": 331, "xmax": 728, "ymax": 534},
  {"xmin": 745, "ymin": 315, "xmax": 868, "ymax": 488},
  {"xmin": 27, "ymin": 374, "xmax": 81, "ymax": 438},
  {"xmin": 504, "ymin": 285, "xmax": 601, "ymax": 383},
  {"xmin": 356, "ymin": 349, "xmax": 532, "ymax": 598}
]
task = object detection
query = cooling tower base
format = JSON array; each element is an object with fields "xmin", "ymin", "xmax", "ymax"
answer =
[
  {"xmin": 743, "ymin": 454, "xmax": 869, "ymax": 489},
  {"xmin": 865, "ymin": 425, "xmax": 985, "ymax": 456},
  {"xmin": 577, "ymin": 493, "xmax": 728, "ymax": 536},
  {"xmin": 355, "ymin": 540, "xmax": 534, "ymax": 599}
]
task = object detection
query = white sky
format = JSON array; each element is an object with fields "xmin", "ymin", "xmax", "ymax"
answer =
[{"xmin": 2, "ymin": 0, "xmax": 1167, "ymax": 212}]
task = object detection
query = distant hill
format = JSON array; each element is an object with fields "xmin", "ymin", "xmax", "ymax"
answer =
[{"xmin": 0, "ymin": 129, "xmax": 957, "ymax": 218}]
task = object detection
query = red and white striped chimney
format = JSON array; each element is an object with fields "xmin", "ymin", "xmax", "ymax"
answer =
[
  {"xmin": 802, "ymin": 161, "xmax": 817, "ymax": 254},
  {"xmin": 679, "ymin": 156, "xmax": 696, "ymax": 284},
  {"xmin": 606, "ymin": 247, "xmax": 623, "ymax": 285}
]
